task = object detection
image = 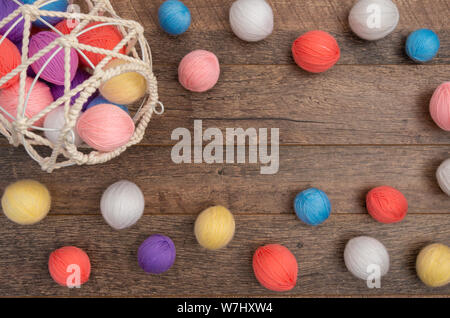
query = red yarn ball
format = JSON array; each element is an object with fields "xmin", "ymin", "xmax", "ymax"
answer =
[
  {"xmin": 55, "ymin": 19, "xmax": 78, "ymax": 35},
  {"xmin": 366, "ymin": 186, "xmax": 408, "ymax": 223},
  {"xmin": 48, "ymin": 246, "xmax": 91, "ymax": 287},
  {"xmin": 0, "ymin": 35, "xmax": 21, "ymax": 89},
  {"xmin": 252, "ymin": 244, "xmax": 298, "ymax": 292},
  {"xmin": 292, "ymin": 30, "xmax": 340, "ymax": 73},
  {"xmin": 77, "ymin": 22, "xmax": 126, "ymax": 68}
]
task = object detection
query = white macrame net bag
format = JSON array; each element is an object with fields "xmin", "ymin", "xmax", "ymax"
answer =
[{"xmin": 0, "ymin": 0, "xmax": 163, "ymax": 172}]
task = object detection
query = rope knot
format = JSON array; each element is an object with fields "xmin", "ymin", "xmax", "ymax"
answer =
[
  {"xmin": 59, "ymin": 35, "xmax": 79, "ymax": 48},
  {"xmin": 13, "ymin": 118, "xmax": 29, "ymax": 134},
  {"xmin": 21, "ymin": 4, "xmax": 41, "ymax": 22}
]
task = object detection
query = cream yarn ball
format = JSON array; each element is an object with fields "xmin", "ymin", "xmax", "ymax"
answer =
[
  {"xmin": 348, "ymin": 0, "xmax": 399, "ymax": 41},
  {"xmin": 44, "ymin": 107, "xmax": 82, "ymax": 146},
  {"xmin": 100, "ymin": 180, "xmax": 145, "ymax": 230},
  {"xmin": 344, "ymin": 236, "xmax": 390, "ymax": 280},
  {"xmin": 436, "ymin": 158, "xmax": 450, "ymax": 196},
  {"xmin": 229, "ymin": 0, "xmax": 274, "ymax": 42}
]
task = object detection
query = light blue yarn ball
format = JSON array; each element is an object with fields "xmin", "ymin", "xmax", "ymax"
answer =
[
  {"xmin": 158, "ymin": 0, "xmax": 191, "ymax": 35},
  {"xmin": 22, "ymin": 0, "xmax": 68, "ymax": 28},
  {"xmin": 294, "ymin": 188, "xmax": 331, "ymax": 226},
  {"xmin": 85, "ymin": 96, "xmax": 129, "ymax": 114},
  {"xmin": 405, "ymin": 29, "xmax": 440, "ymax": 63}
]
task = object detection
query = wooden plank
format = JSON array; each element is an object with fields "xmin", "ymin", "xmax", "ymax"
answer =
[
  {"xmin": 1, "ymin": 145, "xmax": 449, "ymax": 215},
  {"xmin": 108, "ymin": 0, "xmax": 450, "ymax": 65},
  {"xmin": 0, "ymin": 214, "xmax": 447, "ymax": 296}
]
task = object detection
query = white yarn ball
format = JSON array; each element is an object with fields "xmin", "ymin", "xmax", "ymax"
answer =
[
  {"xmin": 436, "ymin": 158, "xmax": 450, "ymax": 196},
  {"xmin": 229, "ymin": 0, "xmax": 274, "ymax": 42},
  {"xmin": 100, "ymin": 180, "xmax": 145, "ymax": 230},
  {"xmin": 348, "ymin": 0, "xmax": 399, "ymax": 41},
  {"xmin": 344, "ymin": 236, "xmax": 390, "ymax": 280},
  {"xmin": 44, "ymin": 106, "xmax": 82, "ymax": 146}
]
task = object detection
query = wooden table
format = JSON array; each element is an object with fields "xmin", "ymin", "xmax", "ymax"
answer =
[{"xmin": 0, "ymin": 0, "xmax": 449, "ymax": 297}]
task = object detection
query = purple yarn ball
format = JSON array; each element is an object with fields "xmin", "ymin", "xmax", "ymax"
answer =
[
  {"xmin": 50, "ymin": 69, "xmax": 97, "ymax": 110},
  {"xmin": 28, "ymin": 31, "xmax": 79, "ymax": 85},
  {"xmin": 0, "ymin": 0, "xmax": 26, "ymax": 43},
  {"xmin": 138, "ymin": 234, "xmax": 176, "ymax": 274}
]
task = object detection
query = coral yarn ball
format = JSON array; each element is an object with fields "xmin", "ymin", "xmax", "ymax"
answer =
[
  {"xmin": 0, "ymin": 0, "xmax": 26, "ymax": 42},
  {"xmin": 0, "ymin": 35, "xmax": 21, "ymax": 89},
  {"xmin": 348, "ymin": 0, "xmax": 399, "ymax": 41},
  {"xmin": 99, "ymin": 59, "xmax": 147, "ymax": 105},
  {"xmin": 22, "ymin": 0, "xmax": 68, "ymax": 28},
  {"xmin": 416, "ymin": 243, "xmax": 450, "ymax": 288},
  {"xmin": 0, "ymin": 76, "xmax": 54, "ymax": 127},
  {"xmin": 294, "ymin": 188, "xmax": 331, "ymax": 226},
  {"xmin": 229, "ymin": 0, "xmax": 274, "ymax": 42},
  {"xmin": 76, "ymin": 104, "xmax": 135, "ymax": 152},
  {"xmin": 194, "ymin": 206, "xmax": 235, "ymax": 250},
  {"xmin": 78, "ymin": 22, "xmax": 126, "ymax": 68},
  {"xmin": 1, "ymin": 179, "xmax": 51, "ymax": 225},
  {"xmin": 292, "ymin": 30, "xmax": 340, "ymax": 73},
  {"xmin": 28, "ymin": 31, "xmax": 79, "ymax": 85},
  {"xmin": 158, "ymin": 0, "xmax": 191, "ymax": 36},
  {"xmin": 44, "ymin": 106, "xmax": 83, "ymax": 146},
  {"xmin": 178, "ymin": 50, "xmax": 220, "ymax": 92},
  {"xmin": 436, "ymin": 158, "xmax": 450, "ymax": 196},
  {"xmin": 406, "ymin": 29, "xmax": 440, "ymax": 63},
  {"xmin": 252, "ymin": 244, "xmax": 298, "ymax": 292},
  {"xmin": 55, "ymin": 20, "xmax": 78, "ymax": 35},
  {"xmin": 429, "ymin": 82, "xmax": 450, "ymax": 131},
  {"xmin": 48, "ymin": 246, "xmax": 91, "ymax": 287},
  {"xmin": 138, "ymin": 234, "xmax": 176, "ymax": 274},
  {"xmin": 366, "ymin": 186, "xmax": 408, "ymax": 223}
]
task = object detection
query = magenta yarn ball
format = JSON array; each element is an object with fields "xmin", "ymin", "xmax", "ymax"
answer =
[
  {"xmin": 0, "ymin": 0, "xmax": 26, "ymax": 43},
  {"xmin": 430, "ymin": 82, "xmax": 450, "ymax": 131},
  {"xmin": 178, "ymin": 50, "xmax": 220, "ymax": 92},
  {"xmin": 28, "ymin": 31, "xmax": 79, "ymax": 85},
  {"xmin": 138, "ymin": 234, "xmax": 176, "ymax": 274}
]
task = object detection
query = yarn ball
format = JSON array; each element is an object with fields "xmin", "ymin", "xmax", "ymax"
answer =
[
  {"xmin": 429, "ymin": 82, "xmax": 450, "ymax": 131},
  {"xmin": 55, "ymin": 19, "xmax": 78, "ymax": 35},
  {"xmin": 292, "ymin": 30, "xmax": 340, "ymax": 73},
  {"xmin": 28, "ymin": 31, "xmax": 79, "ymax": 85},
  {"xmin": 0, "ymin": 0, "xmax": 26, "ymax": 42},
  {"xmin": 344, "ymin": 236, "xmax": 390, "ymax": 280},
  {"xmin": 406, "ymin": 29, "xmax": 440, "ymax": 63},
  {"xmin": 0, "ymin": 76, "xmax": 53, "ymax": 127},
  {"xmin": 1, "ymin": 179, "xmax": 51, "ymax": 225},
  {"xmin": 85, "ymin": 96, "xmax": 129, "ymax": 114},
  {"xmin": 44, "ymin": 106, "xmax": 82, "ymax": 146},
  {"xmin": 194, "ymin": 205, "xmax": 235, "ymax": 250},
  {"xmin": 48, "ymin": 246, "xmax": 90, "ymax": 287},
  {"xmin": 99, "ymin": 59, "xmax": 146, "ymax": 105},
  {"xmin": 348, "ymin": 0, "xmax": 399, "ymax": 41},
  {"xmin": 100, "ymin": 180, "xmax": 144, "ymax": 230},
  {"xmin": 138, "ymin": 234, "xmax": 176, "ymax": 274},
  {"xmin": 366, "ymin": 186, "xmax": 408, "ymax": 223},
  {"xmin": 77, "ymin": 22, "xmax": 126, "ymax": 68},
  {"xmin": 436, "ymin": 158, "xmax": 450, "ymax": 196},
  {"xmin": 158, "ymin": 0, "xmax": 191, "ymax": 36},
  {"xmin": 22, "ymin": 0, "xmax": 68, "ymax": 28},
  {"xmin": 50, "ymin": 69, "xmax": 97, "ymax": 110},
  {"xmin": 229, "ymin": 0, "xmax": 274, "ymax": 42},
  {"xmin": 253, "ymin": 244, "xmax": 298, "ymax": 292},
  {"xmin": 293, "ymin": 188, "xmax": 331, "ymax": 226},
  {"xmin": 0, "ymin": 35, "xmax": 21, "ymax": 89},
  {"xmin": 416, "ymin": 243, "xmax": 450, "ymax": 287},
  {"xmin": 178, "ymin": 50, "xmax": 220, "ymax": 92},
  {"xmin": 76, "ymin": 104, "xmax": 135, "ymax": 152}
]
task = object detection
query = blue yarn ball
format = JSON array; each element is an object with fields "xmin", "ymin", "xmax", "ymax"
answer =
[
  {"xmin": 158, "ymin": 0, "xmax": 191, "ymax": 35},
  {"xmin": 22, "ymin": 0, "xmax": 68, "ymax": 28},
  {"xmin": 405, "ymin": 29, "xmax": 440, "ymax": 63},
  {"xmin": 85, "ymin": 96, "xmax": 129, "ymax": 114},
  {"xmin": 293, "ymin": 188, "xmax": 331, "ymax": 226}
]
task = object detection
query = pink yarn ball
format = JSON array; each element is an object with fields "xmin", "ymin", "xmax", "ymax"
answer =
[
  {"xmin": 430, "ymin": 82, "xmax": 450, "ymax": 131},
  {"xmin": 76, "ymin": 104, "xmax": 135, "ymax": 152},
  {"xmin": 0, "ymin": 77, "xmax": 53, "ymax": 127},
  {"xmin": 178, "ymin": 50, "xmax": 220, "ymax": 92},
  {"xmin": 28, "ymin": 31, "xmax": 79, "ymax": 85}
]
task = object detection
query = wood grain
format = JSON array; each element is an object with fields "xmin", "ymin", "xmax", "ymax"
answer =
[
  {"xmin": 1, "ymin": 145, "xmax": 449, "ymax": 215},
  {"xmin": 0, "ymin": 214, "xmax": 447, "ymax": 296}
]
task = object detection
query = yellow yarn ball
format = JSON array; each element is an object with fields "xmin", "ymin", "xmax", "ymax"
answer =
[
  {"xmin": 416, "ymin": 243, "xmax": 450, "ymax": 287},
  {"xmin": 194, "ymin": 205, "xmax": 235, "ymax": 250},
  {"xmin": 1, "ymin": 180, "xmax": 51, "ymax": 225},
  {"xmin": 99, "ymin": 59, "xmax": 147, "ymax": 105}
]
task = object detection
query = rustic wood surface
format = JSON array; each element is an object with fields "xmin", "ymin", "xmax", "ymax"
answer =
[{"xmin": 0, "ymin": 0, "xmax": 449, "ymax": 297}]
